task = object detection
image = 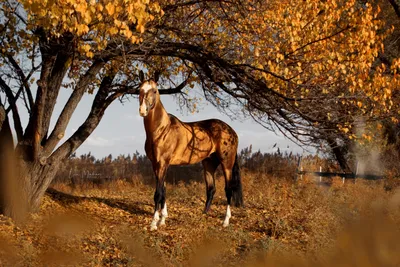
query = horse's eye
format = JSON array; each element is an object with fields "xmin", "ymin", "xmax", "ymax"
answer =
[{"xmin": 153, "ymin": 90, "xmax": 156, "ymax": 94}]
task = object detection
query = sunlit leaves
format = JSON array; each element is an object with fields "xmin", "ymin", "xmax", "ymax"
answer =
[
  {"xmin": 1, "ymin": 0, "xmax": 399, "ymax": 144},
  {"xmin": 18, "ymin": 0, "xmax": 162, "ymax": 57},
  {"xmin": 156, "ymin": 0, "xmax": 398, "ymax": 141},
  {"xmin": 159, "ymin": 1, "xmax": 389, "ymax": 102}
]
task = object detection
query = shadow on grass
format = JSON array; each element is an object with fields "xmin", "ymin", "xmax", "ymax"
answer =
[{"xmin": 46, "ymin": 188, "xmax": 153, "ymax": 216}]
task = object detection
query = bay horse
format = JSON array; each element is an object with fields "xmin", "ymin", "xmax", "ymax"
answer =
[{"xmin": 138, "ymin": 71, "xmax": 244, "ymax": 231}]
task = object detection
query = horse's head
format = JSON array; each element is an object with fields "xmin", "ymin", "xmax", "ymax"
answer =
[{"xmin": 138, "ymin": 71, "xmax": 159, "ymax": 117}]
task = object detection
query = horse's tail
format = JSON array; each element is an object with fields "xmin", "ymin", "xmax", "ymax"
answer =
[{"xmin": 231, "ymin": 154, "xmax": 244, "ymax": 207}]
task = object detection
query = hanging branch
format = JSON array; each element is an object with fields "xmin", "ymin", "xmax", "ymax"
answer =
[{"xmin": 112, "ymin": 72, "xmax": 191, "ymax": 95}]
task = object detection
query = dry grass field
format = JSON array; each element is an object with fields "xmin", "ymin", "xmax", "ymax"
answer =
[{"xmin": 0, "ymin": 171, "xmax": 400, "ymax": 266}]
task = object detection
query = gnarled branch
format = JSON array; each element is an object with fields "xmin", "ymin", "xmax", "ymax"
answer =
[
  {"xmin": 43, "ymin": 60, "xmax": 107, "ymax": 157},
  {"xmin": 50, "ymin": 73, "xmax": 117, "ymax": 162}
]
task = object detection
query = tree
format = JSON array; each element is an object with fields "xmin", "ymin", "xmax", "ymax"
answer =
[
  {"xmin": 0, "ymin": 0, "xmax": 166, "ymax": 216},
  {"xmin": 1, "ymin": 0, "xmax": 399, "ymax": 218},
  {"xmin": 0, "ymin": 105, "xmax": 5, "ymax": 131},
  {"xmin": 305, "ymin": 0, "xmax": 400, "ymax": 171},
  {"xmin": 151, "ymin": 0, "xmax": 400, "ymax": 171}
]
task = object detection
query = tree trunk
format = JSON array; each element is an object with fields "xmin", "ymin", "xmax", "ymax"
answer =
[
  {"xmin": 0, "ymin": 105, "xmax": 5, "ymax": 131},
  {"xmin": 0, "ymin": 153, "xmax": 60, "ymax": 220},
  {"xmin": 1, "ymin": 115, "xmax": 60, "ymax": 220},
  {"xmin": 327, "ymin": 137, "xmax": 351, "ymax": 172},
  {"xmin": 21, "ymin": 159, "xmax": 60, "ymax": 211},
  {"xmin": 0, "ymin": 111, "xmax": 24, "ymax": 220}
]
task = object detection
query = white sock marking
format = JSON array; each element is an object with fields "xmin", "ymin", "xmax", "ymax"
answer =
[
  {"xmin": 223, "ymin": 205, "xmax": 231, "ymax": 227},
  {"xmin": 150, "ymin": 210, "xmax": 160, "ymax": 231},
  {"xmin": 159, "ymin": 203, "xmax": 168, "ymax": 227}
]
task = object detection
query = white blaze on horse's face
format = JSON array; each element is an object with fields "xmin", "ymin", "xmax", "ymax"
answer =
[{"xmin": 139, "ymin": 81, "xmax": 157, "ymax": 117}]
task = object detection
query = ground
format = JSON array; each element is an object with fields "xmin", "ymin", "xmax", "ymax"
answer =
[{"xmin": 0, "ymin": 171, "xmax": 399, "ymax": 266}]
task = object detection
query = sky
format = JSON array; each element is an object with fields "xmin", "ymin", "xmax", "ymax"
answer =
[{"xmin": 10, "ymin": 86, "xmax": 308, "ymax": 159}]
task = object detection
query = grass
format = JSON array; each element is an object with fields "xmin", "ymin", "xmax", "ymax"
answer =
[{"xmin": 0, "ymin": 171, "xmax": 400, "ymax": 266}]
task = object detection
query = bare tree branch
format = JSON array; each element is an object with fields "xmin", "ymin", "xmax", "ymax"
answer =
[
  {"xmin": 41, "ymin": 51, "xmax": 73, "ymax": 144},
  {"xmin": 6, "ymin": 55, "xmax": 36, "ymax": 111},
  {"xmin": 5, "ymin": 85, "xmax": 24, "ymax": 114},
  {"xmin": 113, "ymin": 72, "xmax": 191, "ymax": 95},
  {"xmin": 388, "ymin": 0, "xmax": 400, "ymax": 19},
  {"xmin": 0, "ymin": 77, "xmax": 23, "ymax": 141},
  {"xmin": 43, "ymin": 59, "xmax": 107, "ymax": 156},
  {"xmin": 24, "ymin": 53, "xmax": 56, "ymax": 160},
  {"xmin": 50, "ymin": 73, "xmax": 117, "ymax": 162}
]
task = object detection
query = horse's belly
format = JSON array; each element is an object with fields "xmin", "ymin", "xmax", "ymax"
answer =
[
  {"xmin": 170, "ymin": 151, "xmax": 212, "ymax": 165},
  {"xmin": 169, "ymin": 139, "xmax": 214, "ymax": 165}
]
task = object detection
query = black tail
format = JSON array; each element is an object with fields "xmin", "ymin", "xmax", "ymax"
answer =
[{"xmin": 231, "ymin": 154, "xmax": 244, "ymax": 207}]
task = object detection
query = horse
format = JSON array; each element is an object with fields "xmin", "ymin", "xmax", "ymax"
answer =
[{"xmin": 138, "ymin": 71, "xmax": 243, "ymax": 231}]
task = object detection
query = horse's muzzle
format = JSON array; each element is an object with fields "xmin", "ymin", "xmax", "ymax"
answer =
[{"xmin": 139, "ymin": 106, "xmax": 148, "ymax": 117}]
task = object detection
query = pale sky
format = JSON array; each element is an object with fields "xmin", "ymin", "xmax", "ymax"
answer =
[{"xmin": 11, "ymin": 86, "xmax": 307, "ymax": 159}]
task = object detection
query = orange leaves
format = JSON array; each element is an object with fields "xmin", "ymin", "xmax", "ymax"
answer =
[
  {"xmin": 79, "ymin": 43, "xmax": 93, "ymax": 58},
  {"xmin": 18, "ymin": 0, "xmax": 163, "ymax": 59},
  {"xmin": 105, "ymin": 2, "xmax": 116, "ymax": 16},
  {"xmin": 230, "ymin": 0, "xmax": 399, "ymax": 122},
  {"xmin": 76, "ymin": 24, "xmax": 89, "ymax": 35}
]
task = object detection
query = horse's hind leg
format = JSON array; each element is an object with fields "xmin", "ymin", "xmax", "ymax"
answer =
[
  {"xmin": 202, "ymin": 154, "xmax": 219, "ymax": 213},
  {"xmin": 220, "ymin": 154, "xmax": 237, "ymax": 227},
  {"xmin": 221, "ymin": 166, "xmax": 233, "ymax": 227}
]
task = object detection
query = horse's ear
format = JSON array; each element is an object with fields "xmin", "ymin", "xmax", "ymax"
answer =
[
  {"xmin": 139, "ymin": 70, "xmax": 145, "ymax": 82},
  {"xmin": 154, "ymin": 71, "xmax": 160, "ymax": 83}
]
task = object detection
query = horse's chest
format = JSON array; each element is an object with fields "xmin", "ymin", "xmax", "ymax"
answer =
[{"xmin": 144, "ymin": 139, "xmax": 154, "ymax": 161}]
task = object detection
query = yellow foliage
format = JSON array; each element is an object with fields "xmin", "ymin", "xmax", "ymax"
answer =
[
  {"xmin": 2, "ymin": 0, "xmax": 399, "ymax": 142},
  {"xmin": 16, "ymin": 0, "xmax": 163, "ymax": 55},
  {"xmin": 164, "ymin": 0, "xmax": 397, "ymax": 121}
]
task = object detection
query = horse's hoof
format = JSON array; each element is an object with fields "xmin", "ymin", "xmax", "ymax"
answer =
[
  {"xmin": 158, "ymin": 221, "xmax": 166, "ymax": 227},
  {"xmin": 222, "ymin": 221, "xmax": 229, "ymax": 227},
  {"xmin": 150, "ymin": 225, "xmax": 158, "ymax": 231}
]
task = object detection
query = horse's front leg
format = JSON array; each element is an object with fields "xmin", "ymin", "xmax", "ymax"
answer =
[
  {"xmin": 159, "ymin": 201, "xmax": 168, "ymax": 227},
  {"xmin": 150, "ymin": 161, "xmax": 169, "ymax": 231}
]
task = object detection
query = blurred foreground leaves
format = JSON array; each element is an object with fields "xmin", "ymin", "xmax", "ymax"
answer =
[{"xmin": 0, "ymin": 174, "xmax": 399, "ymax": 266}]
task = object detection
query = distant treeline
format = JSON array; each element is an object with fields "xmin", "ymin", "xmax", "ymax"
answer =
[{"xmin": 53, "ymin": 146, "xmax": 340, "ymax": 186}]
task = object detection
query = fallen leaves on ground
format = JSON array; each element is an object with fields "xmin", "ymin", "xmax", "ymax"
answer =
[{"xmin": 0, "ymin": 173, "xmax": 399, "ymax": 266}]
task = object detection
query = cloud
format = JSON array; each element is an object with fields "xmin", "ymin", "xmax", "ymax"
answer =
[
  {"xmin": 86, "ymin": 136, "xmax": 114, "ymax": 147},
  {"xmin": 123, "ymin": 114, "xmax": 142, "ymax": 121}
]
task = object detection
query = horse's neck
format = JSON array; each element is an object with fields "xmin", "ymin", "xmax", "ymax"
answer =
[{"xmin": 144, "ymin": 98, "xmax": 170, "ymax": 138}]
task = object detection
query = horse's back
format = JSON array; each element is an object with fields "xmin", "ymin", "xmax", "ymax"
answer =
[
  {"xmin": 190, "ymin": 118, "xmax": 238, "ymax": 140},
  {"xmin": 179, "ymin": 117, "xmax": 239, "ymax": 162},
  {"xmin": 170, "ymin": 115, "xmax": 237, "ymax": 140}
]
